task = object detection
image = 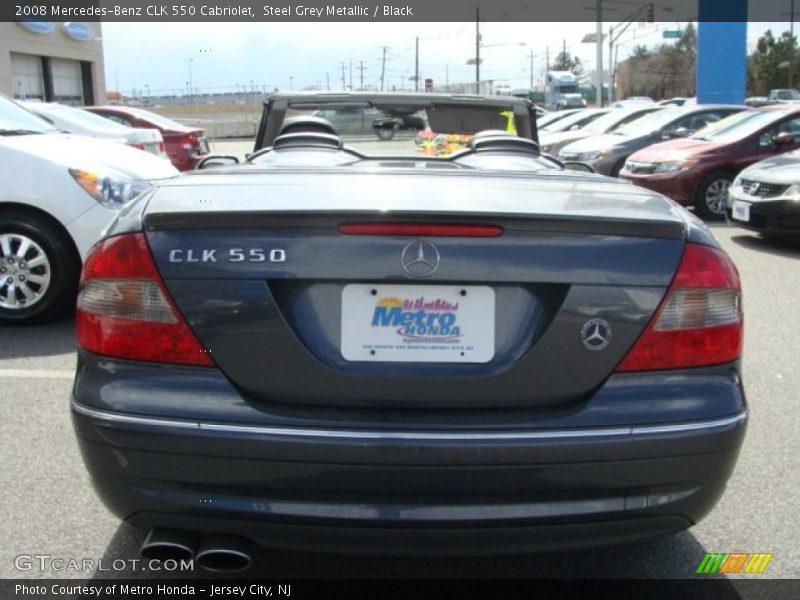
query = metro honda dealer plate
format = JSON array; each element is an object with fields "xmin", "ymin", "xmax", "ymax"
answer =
[{"xmin": 341, "ymin": 284, "xmax": 495, "ymax": 363}]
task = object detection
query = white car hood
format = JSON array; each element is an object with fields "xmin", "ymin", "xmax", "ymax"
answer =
[{"xmin": 6, "ymin": 132, "xmax": 177, "ymax": 179}]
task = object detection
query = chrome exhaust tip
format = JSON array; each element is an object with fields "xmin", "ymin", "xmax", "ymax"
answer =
[
  {"xmin": 195, "ymin": 535, "xmax": 253, "ymax": 573},
  {"xmin": 140, "ymin": 528, "xmax": 199, "ymax": 562}
]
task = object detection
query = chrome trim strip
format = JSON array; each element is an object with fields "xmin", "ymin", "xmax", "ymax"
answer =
[{"xmin": 71, "ymin": 399, "xmax": 747, "ymax": 442}]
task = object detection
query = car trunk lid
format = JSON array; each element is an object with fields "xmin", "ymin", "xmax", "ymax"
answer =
[{"xmin": 143, "ymin": 170, "xmax": 686, "ymax": 410}]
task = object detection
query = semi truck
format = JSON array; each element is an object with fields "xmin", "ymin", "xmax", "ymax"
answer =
[{"xmin": 545, "ymin": 71, "xmax": 586, "ymax": 111}]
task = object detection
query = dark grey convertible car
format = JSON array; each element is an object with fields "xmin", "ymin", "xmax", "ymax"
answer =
[{"xmin": 71, "ymin": 93, "xmax": 746, "ymax": 570}]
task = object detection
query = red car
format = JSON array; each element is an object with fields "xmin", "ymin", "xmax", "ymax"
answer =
[
  {"xmin": 83, "ymin": 106, "xmax": 210, "ymax": 171},
  {"xmin": 619, "ymin": 105, "xmax": 800, "ymax": 219}
]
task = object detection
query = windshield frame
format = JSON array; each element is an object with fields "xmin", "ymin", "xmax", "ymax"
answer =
[
  {"xmin": 612, "ymin": 107, "xmax": 685, "ymax": 137},
  {"xmin": 690, "ymin": 109, "xmax": 786, "ymax": 143}
]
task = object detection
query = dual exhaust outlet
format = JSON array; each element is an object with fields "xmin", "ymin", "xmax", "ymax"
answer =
[{"xmin": 140, "ymin": 528, "xmax": 253, "ymax": 573}]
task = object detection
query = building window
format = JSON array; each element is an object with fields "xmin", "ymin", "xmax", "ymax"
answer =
[{"xmin": 11, "ymin": 53, "xmax": 44, "ymax": 100}]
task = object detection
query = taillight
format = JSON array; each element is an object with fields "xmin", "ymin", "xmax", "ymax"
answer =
[
  {"xmin": 180, "ymin": 133, "xmax": 199, "ymax": 154},
  {"xmin": 76, "ymin": 233, "xmax": 213, "ymax": 367},
  {"xmin": 615, "ymin": 243, "xmax": 742, "ymax": 372},
  {"xmin": 158, "ymin": 142, "xmax": 166, "ymax": 153}
]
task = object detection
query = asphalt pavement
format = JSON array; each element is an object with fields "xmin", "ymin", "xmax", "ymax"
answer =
[{"xmin": 1, "ymin": 223, "xmax": 798, "ymax": 580}]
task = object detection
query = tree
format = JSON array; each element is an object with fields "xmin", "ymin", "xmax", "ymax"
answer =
[
  {"xmin": 551, "ymin": 50, "xmax": 584, "ymax": 78},
  {"xmin": 615, "ymin": 24, "xmax": 696, "ymax": 99},
  {"xmin": 749, "ymin": 30, "xmax": 800, "ymax": 95}
]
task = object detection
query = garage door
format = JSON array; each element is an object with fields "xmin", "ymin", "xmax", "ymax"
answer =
[
  {"xmin": 10, "ymin": 53, "xmax": 44, "ymax": 100},
  {"xmin": 51, "ymin": 58, "xmax": 83, "ymax": 105}
]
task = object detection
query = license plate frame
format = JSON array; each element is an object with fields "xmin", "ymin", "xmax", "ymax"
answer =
[
  {"xmin": 732, "ymin": 200, "xmax": 751, "ymax": 222},
  {"xmin": 341, "ymin": 284, "xmax": 495, "ymax": 363}
]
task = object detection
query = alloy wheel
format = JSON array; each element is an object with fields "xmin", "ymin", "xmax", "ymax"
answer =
[{"xmin": 0, "ymin": 233, "xmax": 52, "ymax": 310}]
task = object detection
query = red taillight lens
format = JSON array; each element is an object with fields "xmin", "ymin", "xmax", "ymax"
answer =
[
  {"xmin": 76, "ymin": 234, "xmax": 213, "ymax": 367},
  {"xmin": 159, "ymin": 142, "xmax": 166, "ymax": 153},
  {"xmin": 180, "ymin": 133, "xmax": 200, "ymax": 153},
  {"xmin": 615, "ymin": 243, "xmax": 743, "ymax": 372},
  {"xmin": 338, "ymin": 223, "xmax": 504, "ymax": 237}
]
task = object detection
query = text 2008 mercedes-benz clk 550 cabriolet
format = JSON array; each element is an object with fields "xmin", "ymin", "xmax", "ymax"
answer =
[{"xmin": 71, "ymin": 94, "xmax": 746, "ymax": 571}]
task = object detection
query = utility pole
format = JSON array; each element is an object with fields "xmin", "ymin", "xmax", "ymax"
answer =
[
  {"xmin": 341, "ymin": 62, "xmax": 346, "ymax": 91},
  {"xmin": 475, "ymin": 7, "xmax": 481, "ymax": 93},
  {"xmin": 530, "ymin": 50, "xmax": 534, "ymax": 89},
  {"xmin": 348, "ymin": 58, "xmax": 353, "ymax": 90},
  {"xmin": 358, "ymin": 61, "xmax": 366, "ymax": 90},
  {"xmin": 326, "ymin": 72, "xmax": 330, "ymax": 91},
  {"xmin": 790, "ymin": 0, "xmax": 796, "ymax": 88},
  {"xmin": 595, "ymin": 0, "xmax": 603, "ymax": 107},
  {"xmin": 379, "ymin": 46, "xmax": 390, "ymax": 91},
  {"xmin": 415, "ymin": 36, "xmax": 420, "ymax": 91},
  {"xmin": 446, "ymin": 64, "xmax": 449, "ymax": 87},
  {"xmin": 546, "ymin": 46, "xmax": 550, "ymax": 71}
]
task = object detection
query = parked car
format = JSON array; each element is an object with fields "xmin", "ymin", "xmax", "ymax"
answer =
[
  {"xmin": 0, "ymin": 94, "xmax": 177, "ymax": 323},
  {"xmin": 22, "ymin": 102, "xmax": 168, "ymax": 160},
  {"xmin": 558, "ymin": 105, "xmax": 747, "ymax": 176},
  {"xmin": 539, "ymin": 106, "xmax": 663, "ymax": 156},
  {"xmin": 745, "ymin": 96, "xmax": 774, "ymax": 108},
  {"xmin": 611, "ymin": 96, "xmax": 656, "ymax": 108},
  {"xmin": 83, "ymin": 106, "xmax": 210, "ymax": 171},
  {"xmin": 536, "ymin": 108, "xmax": 582, "ymax": 130},
  {"xmin": 727, "ymin": 149, "xmax": 800, "ymax": 238},
  {"xmin": 659, "ymin": 97, "xmax": 697, "ymax": 107},
  {"xmin": 539, "ymin": 108, "xmax": 611, "ymax": 133},
  {"xmin": 71, "ymin": 92, "xmax": 746, "ymax": 566},
  {"xmin": 768, "ymin": 89, "xmax": 800, "ymax": 104},
  {"xmin": 620, "ymin": 105, "xmax": 800, "ymax": 219}
]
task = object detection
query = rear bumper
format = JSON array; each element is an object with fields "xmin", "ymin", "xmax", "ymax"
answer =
[{"xmin": 71, "ymin": 356, "xmax": 747, "ymax": 555}]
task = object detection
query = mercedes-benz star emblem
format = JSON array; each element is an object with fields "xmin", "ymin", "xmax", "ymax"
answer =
[
  {"xmin": 580, "ymin": 318, "xmax": 612, "ymax": 351},
  {"xmin": 749, "ymin": 182, "xmax": 760, "ymax": 195},
  {"xmin": 401, "ymin": 240, "xmax": 440, "ymax": 277}
]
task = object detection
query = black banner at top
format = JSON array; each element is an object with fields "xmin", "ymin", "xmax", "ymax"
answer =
[{"xmin": 2, "ymin": 0, "xmax": 798, "ymax": 22}]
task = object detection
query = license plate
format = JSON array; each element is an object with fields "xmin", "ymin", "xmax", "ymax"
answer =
[
  {"xmin": 732, "ymin": 201, "xmax": 751, "ymax": 222},
  {"xmin": 341, "ymin": 284, "xmax": 495, "ymax": 363}
]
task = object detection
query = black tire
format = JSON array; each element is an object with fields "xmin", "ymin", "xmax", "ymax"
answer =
[
  {"xmin": 0, "ymin": 210, "xmax": 80, "ymax": 324},
  {"xmin": 609, "ymin": 158, "xmax": 627, "ymax": 178},
  {"xmin": 695, "ymin": 171, "xmax": 734, "ymax": 221},
  {"xmin": 375, "ymin": 127, "xmax": 395, "ymax": 141}
]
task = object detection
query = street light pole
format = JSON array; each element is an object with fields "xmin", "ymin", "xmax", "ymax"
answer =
[{"xmin": 475, "ymin": 6, "xmax": 481, "ymax": 93}]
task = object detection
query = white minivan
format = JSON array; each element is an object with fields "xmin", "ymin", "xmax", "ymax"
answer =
[{"xmin": 0, "ymin": 94, "xmax": 178, "ymax": 323}]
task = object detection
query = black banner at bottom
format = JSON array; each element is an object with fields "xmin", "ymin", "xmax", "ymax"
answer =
[{"xmin": 3, "ymin": 579, "xmax": 800, "ymax": 600}]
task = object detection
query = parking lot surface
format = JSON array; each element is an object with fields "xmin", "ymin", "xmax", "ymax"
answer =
[{"xmin": 1, "ymin": 224, "xmax": 798, "ymax": 580}]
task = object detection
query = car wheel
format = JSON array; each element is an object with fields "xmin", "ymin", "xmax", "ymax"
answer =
[
  {"xmin": 695, "ymin": 171, "xmax": 733, "ymax": 220},
  {"xmin": 375, "ymin": 127, "xmax": 395, "ymax": 141},
  {"xmin": 0, "ymin": 211, "xmax": 80, "ymax": 324}
]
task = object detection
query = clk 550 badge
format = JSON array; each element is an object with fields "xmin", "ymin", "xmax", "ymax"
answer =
[{"xmin": 168, "ymin": 248, "xmax": 286, "ymax": 263}]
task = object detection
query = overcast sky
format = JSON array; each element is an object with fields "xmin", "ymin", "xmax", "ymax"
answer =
[{"xmin": 102, "ymin": 21, "xmax": 786, "ymax": 95}]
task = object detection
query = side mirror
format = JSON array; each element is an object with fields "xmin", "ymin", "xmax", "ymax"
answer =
[
  {"xmin": 562, "ymin": 161, "xmax": 597, "ymax": 174},
  {"xmin": 774, "ymin": 131, "xmax": 795, "ymax": 146},
  {"xmin": 672, "ymin": 126, "xmax": 691, "ymax": 138},
  {"xmin": 196, "ymin": 155, "xmax": 240, "ymax": 170}
]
